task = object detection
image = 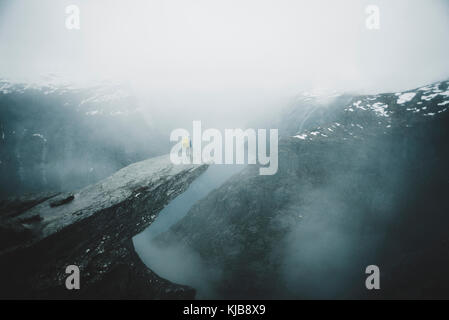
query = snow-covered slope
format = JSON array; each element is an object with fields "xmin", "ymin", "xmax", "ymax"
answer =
[{"xmin": 291, "ymin": 80, "xmax": 449, "ymax": 142}]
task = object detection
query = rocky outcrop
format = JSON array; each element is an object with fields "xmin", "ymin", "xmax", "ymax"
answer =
[{"xmin": 0, "ymin": 155, "xmax": 208, "ymax": 299}]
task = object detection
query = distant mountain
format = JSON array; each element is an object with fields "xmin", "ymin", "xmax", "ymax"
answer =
[
  {"xmin": 0, "ymin": 80, "xmax": 166, "ymax": 198},
  {"xmin": 155, "ymin": 80, "xmax": 449, "ymax": 299}
]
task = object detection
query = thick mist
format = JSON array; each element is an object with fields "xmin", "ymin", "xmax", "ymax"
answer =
[
  {"xmin": 134, "ymin": 165, "xmax": 246, "ymax": 299},
  {"xmin": 1, "ymin": 0, "xmax": 449, "ymax": 128},
  {"xmin": 1, "ymin": 0, "xmax": 449, "ymax": 300}
]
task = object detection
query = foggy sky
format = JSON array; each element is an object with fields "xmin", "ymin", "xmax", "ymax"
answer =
[{"xmin": 1, "ymin": 0, "xmax": 449, "ymax": 116}]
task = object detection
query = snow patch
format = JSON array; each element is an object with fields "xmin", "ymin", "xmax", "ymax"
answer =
[
  {"xmin": 32, "ymin": 133, "xmax": 47, "ymax": 142},
  {"xmin": 422, "ymin": 93, "xmax": 439, "ymax": 101},
  {"xmin": 371, "ymin": 102, "xmax": 389, "ymax": 117},
  {"xmin": 294, "ymin": 134, "xmax": 307, "ymax": 140},
  {"xmin": 397, "ymin": 92, "xmax": 416, "ymax": 104}
]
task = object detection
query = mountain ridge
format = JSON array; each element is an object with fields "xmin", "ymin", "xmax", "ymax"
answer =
[{"xmin": 153, "ymin": 79, "xmax": 449, "ymax": 299}]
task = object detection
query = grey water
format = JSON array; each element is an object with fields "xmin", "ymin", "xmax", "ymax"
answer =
[{"xmin": 133, "ymin": 164, "xmax": 245, "ymax": 298}]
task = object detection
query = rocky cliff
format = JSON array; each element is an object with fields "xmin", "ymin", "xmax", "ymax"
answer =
[
  {"xmin": 0, "ymin": 155, "xmax": 208, "ymax": 299},
  {"xmin": 0, "ymin": 79, "xmax": 166, "ymax": 198},
  {"xmin": 155, "ymin": 80, "xmax": 449, "ymax": 299}
]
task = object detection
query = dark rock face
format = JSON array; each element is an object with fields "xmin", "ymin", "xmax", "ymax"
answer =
[
  {"xmin": 0, "ymin": 80, "xmax": 166, "ymax": 199},
  {"xmin": 0, "ymin": 155, "xmax": 208, "ymax": 299},
  {"xmin": 156, "ymin": 81, "xmax": 449, "ymax": 299}
]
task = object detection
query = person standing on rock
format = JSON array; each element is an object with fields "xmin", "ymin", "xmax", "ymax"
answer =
[
  {"xmin": 189, "ymin": 137, "xmax": 193, "ymax": 161},
  {"xmin": 182, "ymin": 136, "xmax": 192, "ymax": 161}
]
